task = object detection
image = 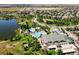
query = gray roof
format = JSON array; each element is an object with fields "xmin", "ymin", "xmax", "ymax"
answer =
[{"xmin": 41, "ymin": 32, "xmax": 68, "ymax": 44}]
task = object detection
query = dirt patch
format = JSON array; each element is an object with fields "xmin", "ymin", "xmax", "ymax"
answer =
[{"xmin": 0, "ymin": 41, "xmax": 15, "ymax": 55}]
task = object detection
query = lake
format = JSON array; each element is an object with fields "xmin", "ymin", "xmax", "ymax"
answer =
[{"xmin": 0, "ymin": 19, "xmax": 19, "ymax": 39}]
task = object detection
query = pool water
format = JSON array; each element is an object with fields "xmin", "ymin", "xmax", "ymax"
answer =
[{"xmin": 33, "ymin": 32, "xmax": 43, "ymax": 38}]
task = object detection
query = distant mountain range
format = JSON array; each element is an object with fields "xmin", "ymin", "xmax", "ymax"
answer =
[{"xmin": 0, "ymin": 4, "xmax": 79, "ymax": 7}]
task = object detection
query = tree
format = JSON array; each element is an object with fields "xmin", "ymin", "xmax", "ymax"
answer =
[
  {"xmin": 57, "ymin": 49, "xmax": 63, "ymax": 55},
  {"xmin": 61, "ymin": 28, "xmax": 65, "ymax": 33},
  {"xmin": 39, "ymin": 49, "xmax": 48, "ymax": 55},
  {"xmin": 33, "ymin": 41, "xmax": 41, "ymax": 51},
  {"xmin": 27, "ymin": 20, "xmax": 33, "ymax": 29}
]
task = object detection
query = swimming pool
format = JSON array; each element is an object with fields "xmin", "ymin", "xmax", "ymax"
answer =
[{"xmin": 33, "ymin": 32, "xmax": 43, "ymax": 38}]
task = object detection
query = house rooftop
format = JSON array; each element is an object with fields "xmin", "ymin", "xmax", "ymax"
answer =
[
  {"xmin": 61, "ymin": 44, "xmax": 77, "ymax": 53},
  {"xmin": 29, "ymin": 28, "xmax": 35, "ymax": 32}
]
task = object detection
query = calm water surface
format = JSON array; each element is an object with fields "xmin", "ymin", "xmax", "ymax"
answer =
[{"xmin": 0, "ymin": 19, "xmax": 19, "ymax": 39}]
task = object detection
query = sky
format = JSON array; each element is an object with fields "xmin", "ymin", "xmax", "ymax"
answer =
[{"xmin": 0, "ymin": 0, "xmax": 79, "ymax": 4}]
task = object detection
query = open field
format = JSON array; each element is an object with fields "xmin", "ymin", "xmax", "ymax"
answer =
[
  {"xmin": 0, "ymin": 40, "xmax": 26, "ymax": 55},
  {"xmin": 0, "ymin": 7, "xmax": 24, "ymax": 12}
]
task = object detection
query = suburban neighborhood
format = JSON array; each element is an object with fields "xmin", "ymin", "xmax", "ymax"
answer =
[{"xmin": 0, "ymin": 4, "xmax": 79, "ymax": 55}]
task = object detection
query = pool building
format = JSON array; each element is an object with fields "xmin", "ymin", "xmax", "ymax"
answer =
[
  {"xmin": 39, "ymin": 29, "xmax": 77, "ymax": 54},
  {"xmin": 28, "ymin": 27, "xmax": 47, "ymax": 38}
]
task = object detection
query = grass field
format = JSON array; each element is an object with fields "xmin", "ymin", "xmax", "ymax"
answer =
[
  {"xmin": 0, "ymin": 7, "xmax": 24, "ymax": 12},
  {"xmin": 0, "ymin": 40, "xmax": 26, "ymax": 55}
]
